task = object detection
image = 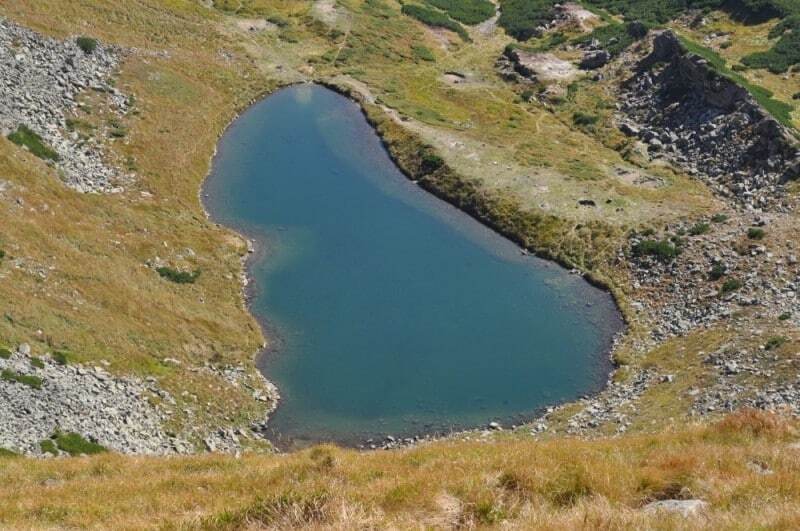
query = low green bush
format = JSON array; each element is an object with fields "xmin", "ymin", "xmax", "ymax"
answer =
[
  {"xmin": 689, "ymin": 222, "xmax": 710, "ymax": 236},
  {"xmin": 425, "ymin": 0, "xmax": 495, "ymax": 25},
  {"xmin": 720, "ymin": 278, "xmax": 743, "ymax": 294},
  {"xmin": 76, "ymin": 36, "xmax": 98, "ymax": 54},
  {"xmin": 764, "ymin": 336, "xmax": 787, "ymax": 350},
  {"xmin": 711, "ymin": 213, "xmax": 729, "ymax": 223},
  {"xmin": 7, "ymin": 125, "xmax": 60, "ymax": 161},
  {"xmin": 632, "ymin": 239, "xmax": 679, "ymax": 261},
  {"xmin": 157, "ymin": 267, "xmax": 201, "ymax": 284},
  {"xmin": 709, "ymin": 263, "xmax": 726, "ymax": 280},
  {"xmin": 572, "ymin": 112, "xmax": 600, "ymax": 127},
  {"xmin": 0, "ymin": 348, "xmax": 11, "ymax": 359},
  {"xmin": 401, "ymin": 4, "xmax": 471, "ymax": 41},
  {"xmin": 52, "ymin": 351, "xmax": 70, "ymax": 365},
  {"xmin": 498, "ymin": 0, "xmax": 556, "ymax": 41},
  {"xmin": 778, "ymin": 312, "xmax": 791, "ymax": 321},
  {"xmin": 747, "ymin": 227, "xmax": 765, "ymax": 240},
  {"xmin": 30, "ymin": 358, "xmax": 45, "ymax": 369}
]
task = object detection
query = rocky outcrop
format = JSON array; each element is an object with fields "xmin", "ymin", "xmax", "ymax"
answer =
[
  {"xmin": 618, "ymin": 30, "xmax": 800, "ymax": 209},
  {"xmin": 0, "ymin": 345, "xmax": 191, "ymax": 455},
  {"xmin": 497, "ymin": 48, "xmax": 579, "ymax": 84},
  {"xmin": 0, "ymin": 18, "xmax": 130, "ymax": 193}
]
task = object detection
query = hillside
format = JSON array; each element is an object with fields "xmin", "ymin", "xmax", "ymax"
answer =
[{"xmin": 0, "ymin": 0, "xmax": 798, "ymax": 527}]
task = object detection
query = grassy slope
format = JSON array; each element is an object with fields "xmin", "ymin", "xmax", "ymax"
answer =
[
  {"xmin": 0, "ymin": 0, "xmax": 283, "ymax": 441},
  {"xmin": 1, "ymin": 410, "xmax": 799, "ymax": 528}
]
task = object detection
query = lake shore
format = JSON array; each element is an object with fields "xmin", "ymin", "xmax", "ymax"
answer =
[{"xmin": 202, "ymin": 83, "xmax": 625, "ymax": 450}]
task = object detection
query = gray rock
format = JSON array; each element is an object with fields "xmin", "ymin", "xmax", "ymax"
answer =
[
  {"xmin": 580, "ymin": 50, "xmax": 611, "ymax": 70},
  {"xmin": 643, "ymin": 499, "xmax": 708, "ymax": 517}
]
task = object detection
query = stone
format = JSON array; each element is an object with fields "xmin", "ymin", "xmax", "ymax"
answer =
[
  {"xmin": 643, "ymin": 499, "xmax": 708, "ymax": 517},
  {"xmin": 580, "ymin": 50, "xmax": 611, "ymax": 70}
]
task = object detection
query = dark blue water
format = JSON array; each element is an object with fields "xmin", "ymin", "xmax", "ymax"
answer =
[{"xmin": 204, "ymin": 85, "xmax": 622, "ymax": 448}]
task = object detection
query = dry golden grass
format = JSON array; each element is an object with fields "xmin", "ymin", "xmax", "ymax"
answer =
[{"xmin": 0, "ymin": 410, "xmax": 797, "ymax": 529}]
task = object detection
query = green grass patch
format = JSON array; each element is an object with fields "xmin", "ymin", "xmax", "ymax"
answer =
[
  {"xmin": 7, "ymin": 125, "xmax": 60, "ymax": 162},
  {"xmin": 711, "ymin": 213, "xmax": 729, "ymax": 223},
  {"xmin": 52, "ymin": 432, "xmax": 107, "ymax": 456},
  {"xmin": 156, "ymin": 266, "xmax": 201, "ymax": 284},
  {"xmin": 747, "ymin": 227, "xmax": 765, "ymax": 239},
  {"xmin": 0, "ymin": 348, "xmax": 11, "ymax": 359},
  {"xmin": 30, "ymin": 358, "xmax": 45, "ymax": 369},
  {"xmin": 412, "ymin": 44, "xmax": 435, "ymax": 62},
  {"xmin": 779, "ymin": 312, "xmax": 792, "ymax": 321},
  {"xmin": 401, "ymin": 4, "xmax": 471, "ymax": 42},
  {"xmin": 39, "ymin": 439, "xmax": 58, "ymax": 456},
  {"xmin": 0, "ymin": 447, "xmax": 17, "ymax": 458},
  {"xmin": 1, "ymin": 369, "xmax": 43, "ymax": 390},
  {"xmin": 425, "ymin": 0, "xmax": 495, "ymax": 25}
]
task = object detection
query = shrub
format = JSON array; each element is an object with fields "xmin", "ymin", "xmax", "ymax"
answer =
[
  {"xmin": 1, "ymin": 369, "xmax": 43, "ymax": 389},
  {"xmin": 689, "ymin": 222, "xmax": 710, "ymax": 236},
  {"xmin": 709, "ymin": 263, "xmax": 726, "ymax": 280},
  {"xmin": 764, "ymin": 336, "xmax": 787, "ymax": 350},
  {"xmin": 52, "ymin": 432, "xmax": 107, "ymax": 456},
  {"xmin": 0, "ymin": 348, "xmax": 11, "ymax": 359},
  {"xmin": 720, "ymin": 278, "xmax": 743, "ymax": 294},
  {"xmin": 52, "ymin": 351, "xmax": 70, "ymax": 365},
  {"xmin": 572, "ymin": 112, "xmax": 599, "ymax": 127},
  {"xmin": 7, "ymin": 125, "xmax": 60, "ymax": 161},
  {"xmin": 778, "ymin": 312, "xmax": 791, "ymax": 321},
  {"xmin": 401, "ymin": 4, "xmax": 471, "ymax": 42},
  {"xmin": 711, "ymin": 213, "xmax": 729, "ymax": 223},
  {"xmin": 425, "ymin": 0, "xmax": 495, "ymax": 25},
  {"xmin": 266, "ymin": 15, "xmax": 290, "ymax": 28},
  {"xmin": 419, "ymin": 150, "xmax": 444, "ymax": 174},
  {"xmin": 30, "ymin": 358, "xmax": 45, "ymax": 369},
  {"xmin": 156, "ymin": 267, "xmax": 200, "ymax": 284},
  {"xmin": 572, "ymin": 21, "xmax": 641, "ymax": 57},
  {"xmin": 498, "ymin": 0, "xmax": 556, "ymax": 41},
  {"xmin": 632, "ymin": 239, "xmax": 679, "ymax": 261},
  {"xmin": 76, "ymin": 36, "xmax": 98, "ymax": 54},
  {"xmin": 0, "ymin": 249, "xmax": 5, "ymax": 259},
  {"xmin": 747, "ymin": 227, "xmax": 765, "ymax": 240}
]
